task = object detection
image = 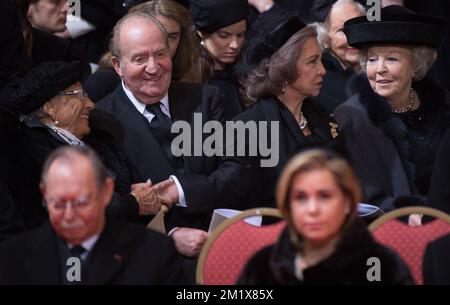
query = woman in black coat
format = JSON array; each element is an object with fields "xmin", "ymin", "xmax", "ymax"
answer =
[
  {"xmin": 2, "ymin": 61, "xmax": 160, "ymax": 231},
  {"xmin": 220, "ymin": 12, "xmax": 338, "ymax": 209},
  {"xmin": 333, "ymin": 6, "xmax": 450, "ymax": 222},
  {"xmin": 238, "ymin": 150, "xmax": 414, "ymax": 285}
]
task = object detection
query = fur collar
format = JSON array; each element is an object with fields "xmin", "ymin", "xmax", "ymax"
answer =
[
  {"xmin": 269, "ymin": 220, "xmax": 378, "ymax": 284},
  {"xmin": 346, "ymin": 73, "xmax": 450, "ymax": 193}
]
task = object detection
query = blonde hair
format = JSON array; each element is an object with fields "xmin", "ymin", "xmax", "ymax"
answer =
[{"xmin": 276, "ymin": 149, "xmax": 361, "ymax": 251}]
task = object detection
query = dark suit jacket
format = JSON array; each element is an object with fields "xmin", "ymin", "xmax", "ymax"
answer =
[
  {"xmin": 31, "ymin": 27, "xmax": 91, "ymax": 79},
  {"xmin": 96, "ymin": 82, "xmax": 234, "ymax": 230},
  {"xmin": 429, "ymin": 129, "xmax": 450, "ymax": 215},
  {"xmin": 0, "ymin": 0, "xmax": 31, "ymax": 86},
  {"xmin": 423, "ymin": 234, "xmax": 450, "ymax": 284},
  {"xmin": 0, "ymin": 221, "xmax": 189, "ymax": 284}
]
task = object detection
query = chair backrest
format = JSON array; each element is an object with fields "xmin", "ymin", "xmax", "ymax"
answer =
[
  {"xmin": 368, "ymin": 206, "xmax": 450, "ymax": 284},
  {"xmin": 196, "ymin": 208, "xmax": 285, "ymax": 285}
]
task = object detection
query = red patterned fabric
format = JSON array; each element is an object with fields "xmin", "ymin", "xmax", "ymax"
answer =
[
  {"xmin": 372, "ymin": 219, "xmax": 450, "ymax": 284},
  {"xmin": 203, "ymin": 220, "xmax": 286, "ymax": 285}
]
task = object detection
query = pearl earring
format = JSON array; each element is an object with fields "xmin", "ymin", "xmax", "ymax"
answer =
[
  {"xmin": 54, "ymin": 120, "xmax": 59, "ymax": 126},
  {"xmin": 282, "ymin": 81, "xmax": 288, "ymax": 94},
  {"xmin": 413, "ymin": 71, "xmax": 418, "ymax": 79}
]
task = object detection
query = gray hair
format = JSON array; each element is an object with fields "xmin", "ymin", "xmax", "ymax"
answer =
[
  {"xmin": 41, "ymin": 146, "xmax": 108, "ymax": 188},
  {"xmin": 110, "ymin": 12, "xmax": 169, "ymax": 59},
  {"xmin": 319, "ymin": 0, "xmax": 366, "ymax": 49},
  {"xmin": 245, "ymin": 26, "xmax": 318, "ymax": 102},
  {"xmin": 359, "ymin": 45, "xmax": 437, "ymax": 81}
]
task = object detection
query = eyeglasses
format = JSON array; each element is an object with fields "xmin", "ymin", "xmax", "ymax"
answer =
[
  {"xmin": 56, "ymin": 89, "xmax": 88, "ymax": 100},
  {"xmin": 45, "ymin": 196, "xmax": 92, "ymax": 211}
]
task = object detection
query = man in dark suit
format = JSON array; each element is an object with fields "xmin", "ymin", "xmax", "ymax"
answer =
[
  {"xmin": 96, "ymin": 13, "xmax": 248, "ymax": 258},
  {"xmin": 0, "ymin": 146, "xmax": 188, "ymax": 284}
]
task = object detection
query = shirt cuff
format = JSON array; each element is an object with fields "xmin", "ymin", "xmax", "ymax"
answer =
[
  {"xmin": 168, "ymin": 227, "xmax": 179, "ymax": 237},
  {"xmin": 169, "ymin": 175, "xmax": 187, "ymax": 207}
]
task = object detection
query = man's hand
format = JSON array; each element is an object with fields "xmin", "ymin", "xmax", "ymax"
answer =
[
  {"xmin": 153, "ymin": 178, "xmax": 179, "ymax": 208},
  {"xmin": 131, "ymin": 180, "xmax": 160, "ymax": 215},
  {"xmin": 171, "ymin": 228, "xmax": 209, "ymax": 258}
]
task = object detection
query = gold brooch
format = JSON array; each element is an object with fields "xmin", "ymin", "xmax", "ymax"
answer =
[{"xmin": 329, "ymin": 122, "xmax": 338, "ymax": 138}]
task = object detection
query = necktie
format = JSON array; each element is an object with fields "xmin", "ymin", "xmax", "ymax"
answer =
[
  {"xmin": 146, "ymin": 102, "xmax": 185, "ymax": 172},
  {"xmin": 147, "ymin": 102, "xmax": 173, "ymax": 142},
  {"xmin": 70, "ymin": 245, "xmax": 86, "ymax": 260}
]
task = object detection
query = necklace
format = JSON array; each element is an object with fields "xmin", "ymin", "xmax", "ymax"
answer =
[
  {"xmin": 299, "ymin": 112, "xmax": 308, "ymax": 130},
  {"xmin": 391, "ymin": 88, "xmax": 415, "ymax": 114}
]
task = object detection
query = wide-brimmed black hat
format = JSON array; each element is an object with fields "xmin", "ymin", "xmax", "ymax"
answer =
[
  {"xmin": 190, "ymin": 0, "xmax": 249, "ymax": 33},
  {"xmin": 344, "ymin": 5, "xmax": 448, "ymax": 49},
  {"xmin": 15, "ymin": 61, "xmax": 83, "ymax": 115},
  {"xmin": 236, "ymin": 11, "xmax": 305, "ymax": 78}
]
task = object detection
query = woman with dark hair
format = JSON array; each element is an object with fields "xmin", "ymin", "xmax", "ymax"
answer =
[
  {"xmin": 219, "ymin": 11, "xmax": 338, "ymax": 210},
  {"xmin": 333, "ymin": 6, "xmax": 450, "ymax": 224},
  {"xmin": 238, "ymin": 149, "xmax": 413, "ymax": 284},
  {"xmin": 190, "ymin": 0, "xmax": 249, "ymax": 119}
]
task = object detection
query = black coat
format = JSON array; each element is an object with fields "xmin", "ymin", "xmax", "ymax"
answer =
[
  {"xmin": 0, "ymin": 220, "xmax": 189, "ymax": 284},
  {"xmin": 207, "ymin": 68, "xmax": 244, "ymax": 120},
  {"xmin": 423, "ymin": 234, "xmax": 450, "ymax": 285},
  {"xmin": 227, "ymin": 97, "xmax": 338, "ymax": 209},
  {"xmin": 30, "ymin": 27, "xmax": 91, "ymax": 79},
  {"xmin": 0, "ymin": 0, "xmax": 31, "ymax": 86},
  {"xmin": 429, "ymin": 129, "xmax": 450, "ymax": 215},
  {"xmin": 314, "ymin": 51, "xmax": 356, "ymax": 115},
  {"xmin": 96, "ymin": 82, "xmax": 232, "ymax": 231},
  {"xmin": 2, "ymin": 110, "xmax": 141, "ymax": 232},
  {"xmin": 333, "ymin": 74, "xmax": 450, "ymax": 211},
  {"xmin": 237, "ymin": 220, "xmax": 414, "ymax": 284}
]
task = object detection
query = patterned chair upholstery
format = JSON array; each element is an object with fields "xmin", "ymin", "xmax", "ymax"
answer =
[
  {"xmin": 196, "ymin": 208, "xmax": 285, "ymax": 285},
  {"xmin": 369, "ymin": 206, "xmax": 450, "ymax": 284}
]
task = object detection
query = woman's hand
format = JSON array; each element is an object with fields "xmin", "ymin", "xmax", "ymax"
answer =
[{"xmin": 408, "ymin": 213, "xmax": 423, "ymax": 227}]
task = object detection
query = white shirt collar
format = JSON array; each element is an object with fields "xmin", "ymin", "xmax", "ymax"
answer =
[
  {"xmin": 121, "ymin": 81, "xmax": 170, "ymax": 118},
  {"xmin": 68, "ymin": 233, "xmax": 99, "ymax": 252}
]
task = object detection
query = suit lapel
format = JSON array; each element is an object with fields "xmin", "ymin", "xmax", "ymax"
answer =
[
  {"xmin": 26, "ymin": 224, "xmax": 61, "ymax": 284},
  {"xmin": 85, "ymin": 222, "xmax": 140, "ymax": 284},
  {"xmin": 116, "ymin": 87, "xmax": 176, "ymax": 181}
]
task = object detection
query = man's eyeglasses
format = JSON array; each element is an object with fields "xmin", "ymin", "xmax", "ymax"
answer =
[
  {"xmin": 56, "ymin": 89, "xmax": 88, "ymax": 100},
  {"xmin": 45, "ymin": 196, "xmax": 92, "ymax": 211}
]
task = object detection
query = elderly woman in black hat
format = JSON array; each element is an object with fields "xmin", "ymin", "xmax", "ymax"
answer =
[
  {"xmin": 190, "ymin": 0, "xmax": 249, "ymax": 119},
  {"xmin": 3, "ymin": 61, "xmax": 165, "ymax": 231},
  {"xmin": 215, "ymin": 11, "xmax": 339, "ymax": 210},
  {"xmin": 333, "ymin": 6, "xmax": 450, "ymax": 224}
]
